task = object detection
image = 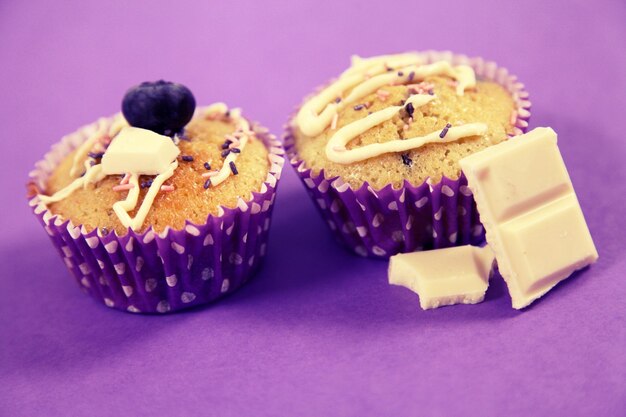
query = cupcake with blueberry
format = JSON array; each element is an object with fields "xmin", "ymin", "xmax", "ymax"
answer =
[
  {"xmin": 284, "ymin": 51, "xmax": 531, "ymax": 258},
  {"xmin": 27, "ymin": 81, "xmax": 284, "ymax": 313}
]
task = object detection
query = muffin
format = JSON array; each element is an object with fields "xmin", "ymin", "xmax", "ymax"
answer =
[
  {"xmin": 27, "ymin": 81, "xmax": 284, "ymax": 313},
  {"xmin": 284, "ymin": 51, "xmax": 531, "ymax": 258}
]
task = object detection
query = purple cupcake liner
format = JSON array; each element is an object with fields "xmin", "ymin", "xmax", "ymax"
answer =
[
  {"xmin": 284, "ymin": 50, "xmax": 531, "ymax": 259},
  {"xmin": 27, "ymin": 111, "xmax": 285, "ymax": 313}
]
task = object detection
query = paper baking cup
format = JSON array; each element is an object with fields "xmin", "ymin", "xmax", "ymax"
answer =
[
  {"xmin": 27, "ymin": 112, "xmax": 285, "ymax": 313},
  {"xmin": 284, "ymin": 50, "xmax": 531, "ymax": 259}
]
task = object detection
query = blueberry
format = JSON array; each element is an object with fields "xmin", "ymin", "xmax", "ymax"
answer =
[{"xmin": 122, "ymin": 80, "xmax": 196, "ymax": 135}]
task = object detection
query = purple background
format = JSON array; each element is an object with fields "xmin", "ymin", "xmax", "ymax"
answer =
[{"xmin": 1, "ymin": 1, "xmax": 625, "ymax": 416}]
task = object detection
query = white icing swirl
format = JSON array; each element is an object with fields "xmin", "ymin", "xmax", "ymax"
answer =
[
  {"xmin": 203, "ymin": 103, "xmax": 253, "ymax": 187},
  {"xmin": 39, "ymin": 121, "xmax": 181, "ymax": 231},
  {"xmin": 38, "ymin": 103, "xmax": 255, "ymax": 232},
  {"xmin": 295, "ymin": 54, "xmax": 484, "ymax": 164},
  {"xmin": 69, "ymin": 114, "xmax": 127, "ymax": 177},
  {"xmin": 38, "ymin": 165, "xmax": 106, "ymax": 204},
  {"xmin": 326, "ymin": 95, "xmax": 487, "ymax": 164},
  {"xmin": 112, "ymin": 161, "xmax": 178, "ymax": 231}
]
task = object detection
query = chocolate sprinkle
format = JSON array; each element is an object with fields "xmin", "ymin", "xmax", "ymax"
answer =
[
  {"xmin": 230, "ymin": 148, "xmax": 241, "ymax": 153},
  {"xmin": 401, "ymin": 153, "xmax": 413, "ymax": 167},
  {"xmin": 405, "ymin": 102, "xmax": 415, "ymax": 118},
  {"xmin": 100, "ymin": 227, "xmax": 109, "ymax": 236},
  {"xmin": 221, "ymin": 140, "xmax": 232, "ymax": 149},
  {"xmin": 397, "ymin": 71, "xmax": 404, "ymax": 77},
  {"xmin": 335, "ymin": 97, "xmax": 342, "ymax": 103},
  {"xmin": 353, "ymin": 104, "xmax": 365, "ymax": 111},
  {"xmin": 229, "ymin": 161, "xmax": 238, "ymax": 175},
  {"xmin": 440, "ymin": 123, "xmax": 452, "ymax": 138},
  {"xmin": 221, "ymin": 149, "xmax": 231, "ymax": 157},
  {"xmin": 203, "ymin": 162, "xmax": 211, "ymax": 170},
  {"xmin": 88, "ymin": 152, "xmax": 104, "ymax": 159},
  {"xmin": 408, "ymin": 71, "xmax": 415, "ymax": 82},
  {"xmin": 204, "ymin": 179, "xmax": 211, "ymax": 189},
  {"xmin": 181, "ymin": 155, "xmax": 194, "ymax": 162},
  {"xmin": 141, "ymin": 179, "xmax": 154, "ymax": 188}
]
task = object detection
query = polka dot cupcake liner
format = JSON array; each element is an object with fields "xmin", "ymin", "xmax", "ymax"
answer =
[
  {"xmin": 27, "ymin": 111, "xmax": 285, "ymax": 313},
  {"xmin": 284, "ymin": 51, "xmax": 531, "ymax": 259}
]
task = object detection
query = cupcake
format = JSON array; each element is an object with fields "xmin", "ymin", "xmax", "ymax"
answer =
[
  {"xmin": 284, "ymin": 51, "xmax": 531, "ymax": 258},
  {"xmin": 27, "ymin": 81, "xmax": 284, "ymax": 313}
]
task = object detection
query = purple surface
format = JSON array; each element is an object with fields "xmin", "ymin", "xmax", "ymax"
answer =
[{"xmin": 0, "ymin": 1, "xmax": 625, "ymax": 416}]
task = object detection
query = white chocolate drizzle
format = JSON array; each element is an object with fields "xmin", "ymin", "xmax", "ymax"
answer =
[
  {"xmin": 295, "ymin": 54, "xmax": 485, "ymax": 164},
  {"xmin": 69, "ymin": 114, "xmax": 127, "ymax": 177},
  {"xmin": 38, "ymin": 122, "xmax": 181, "ymax": 232},
  {"xmin": 203, "ymin": 103, "xmax": 253, "ymax": 187},
  {"xmin": 38, "ymin": 103, "xmax": 256, "ymax": 232},
  {"xmin": 327, "ymin": 95, "xmax": 487, "ymax": 164},
  {"xmin": 112, "ymin": 161, "xmax": 178, "ymax": 231},
  {"xmin": 38, "ymin": 165, "xmax": 106, "ymax": 204}
]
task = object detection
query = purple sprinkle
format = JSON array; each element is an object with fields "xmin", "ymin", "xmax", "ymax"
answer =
[
  {"xmin": 221, "ymin": 140, "xmax": 232, "ymax": 149},
  {"xmin": 401, "ymin": 153, "xmax": 413, "ymax": 167},
  {"xmin": 397, "ymin": 71, "xmax": 404, "ymax": 77},
  {"xmin": 405, "ymin": 102, "xmax": 415, "ymax": 118},
  {"xmin": 428, "ymin": 89, "xmax": 434, "ymax": 95},
  {"xmin": 100, "ymin": 227, "xmax": 109, "ymax": 236},
  {"xmin": 204, "ymin": 179, "xmax": 211, "ymax": 189},
  {"xmin": 335, "ymin": 97, "xmax": 342, "ymax": 103},
  {"xmin": 229, "ymin": 161, "xmax": 238, "ymax": 175},
  {"xmin": 141, "ymin": 179, "xmax": 154, "ymax": 188},
  {"xmin": 221, "ymin": 149, "xmax": 231, "ymax": 157},
  {"xmin": 353, "ymin": 104, "xmax": 365, "ymax": 111},
  {"xmin": 181, "ymin": 155, "xmax": 194, "ymax": 162},
  {"xmin": 203, "ymin": 162, "xmax": 211, "ymax": 170},
  {"xmin": 408, "ymin": 71, "xmax": 415, "ymax": 82},
  {"xmin": 439, "ymin": 123, "xmax": 452, "ymax": 138},
  {"xmin": 88, "ymin": 152, "xmax": 104, "ymax": 159},
  {"xmin": 230, "ymin": 148, "xmax": 241, "ymax": 153}
]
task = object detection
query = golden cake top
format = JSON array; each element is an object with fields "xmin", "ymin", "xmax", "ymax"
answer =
[
  {"xmin": 36, "ymin": 81, "xmax": 270, "ymax": 235},
  {"xmin": 292, "ymin": 53, "xmax": 518, "ymax": 189}
]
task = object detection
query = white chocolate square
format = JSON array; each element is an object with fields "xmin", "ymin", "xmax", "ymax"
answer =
[
  {"xmin": 102, "ymin": 127, "xmax": 180, "ymax": 175},
  {"xmin": 460, "ymin": 127, "xmax": 598, "ymax": 309},
  {"xmin": 467, "ymin": 131, "xmax": 572, "ymax": 223},
  {"xmin": 389, "ymin": 245, "xmax": 494, "ymax": 310}
]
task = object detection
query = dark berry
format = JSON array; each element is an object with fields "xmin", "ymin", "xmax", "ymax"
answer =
[{"xmin": 122, "ymin": 80, "xmax": 196, "ymax": 135}]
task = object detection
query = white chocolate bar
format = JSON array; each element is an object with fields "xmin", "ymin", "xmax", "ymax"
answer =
[
  {"xmin": 389, "ymin": 245, "xmax": 494, "ymax": 310},
  {"xmin": 102, "ymin": 127, "xmax": 180, "ymax": 175},
  {"xmin": 460, "ymin": 127, "xmax": 598, "ymax": 309}
]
